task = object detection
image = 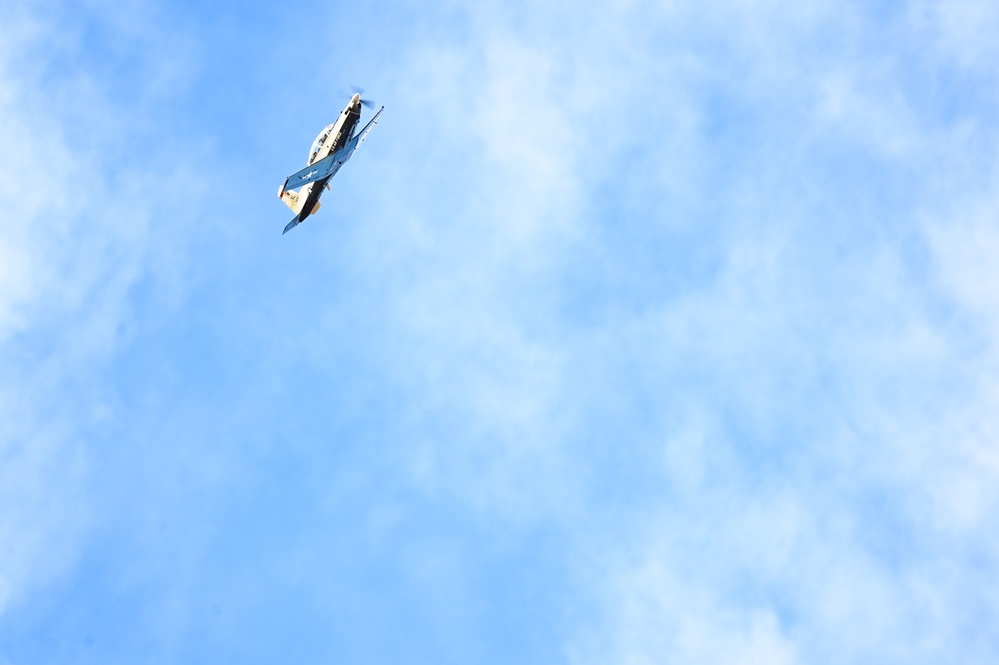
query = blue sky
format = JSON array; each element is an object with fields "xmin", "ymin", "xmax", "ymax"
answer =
[{"xmin": 2, "ymin": 0, "xmax": 999, "ymax": 663}]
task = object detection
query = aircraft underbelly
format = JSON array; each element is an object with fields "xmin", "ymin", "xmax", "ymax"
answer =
[
  {"xmin": 299, "ymin": 179, "xmax": 328, "ymax": 218},
  {"xmin": 330, "ymin": 113, "xmax": 360, "ymax": 152}
]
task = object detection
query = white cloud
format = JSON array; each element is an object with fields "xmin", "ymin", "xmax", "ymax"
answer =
[
  {"xmin": 0, "ymin": 2, "xmax": 201, "ymax": 617},
  {"xmin": 909, "ymin": 0, "xmax": 999, "ymax": 70},
  {"xmin": 579, "ymin": 550, "xmax": 798, "ymax": 665},
  {"xmin": 2, "ymin": 0, "xmax": 998, "ymax": 661},
  {"xmin": 0, "ymin": 11, "xmax": 94, "ymax": 614},
  {"xmin": 927, "ymin": 193, "xmax": 999, "ymax": 328},
  {"xmin": 355, "ymin": 1, "xmax": 999, "ymax": 661}
]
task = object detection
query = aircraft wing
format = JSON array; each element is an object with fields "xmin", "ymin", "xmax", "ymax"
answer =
[
  {"xmin": 347, "ymin": 106, "xmax": 384, "ymax": 157},
  {"xmin": 283, "ymin": 107, "xmax": 382, "ymax": 193},
  {"xmin": 282, "ymin": 150, "xmax": 340, "ymax": 191}
]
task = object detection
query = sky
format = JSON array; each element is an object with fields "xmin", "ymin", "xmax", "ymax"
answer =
[{"xmin": 2, "ymin": 0, "xmax": 999, "ymax": 663}]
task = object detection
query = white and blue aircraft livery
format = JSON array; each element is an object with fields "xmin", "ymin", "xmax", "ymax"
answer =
[{"xmin": 278, "ymin": 91, "xmax": 383, "ymax": 235}]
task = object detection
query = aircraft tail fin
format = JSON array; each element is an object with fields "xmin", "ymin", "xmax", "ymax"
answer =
[
  {"xmin": 279, "ymin": 186, "xmax": 304, "ymax": 214},
  {"xmin": 279, "ymin": 187, "xmax": 321, "ymax": 213}
]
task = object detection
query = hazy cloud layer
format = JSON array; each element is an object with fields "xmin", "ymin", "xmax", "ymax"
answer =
[{"xmin": 1, "ymin": 0, "xmax": 997, "ymax": 663}]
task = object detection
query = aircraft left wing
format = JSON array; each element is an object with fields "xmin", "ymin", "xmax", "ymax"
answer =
[
  {"xmin": 281, "ymin": 150, "xmax": 341, "ymax": 192},
  {"xmin": 283, "ymin": 107, "xmax": 383, "ymax": 194}
]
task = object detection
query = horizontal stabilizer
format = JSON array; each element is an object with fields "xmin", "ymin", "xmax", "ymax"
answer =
[{"xmin": 283, "ymin": 213, "xmax": 302, "ymax": 235}]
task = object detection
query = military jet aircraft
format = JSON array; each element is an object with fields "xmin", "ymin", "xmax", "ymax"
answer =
[{"xmin": 278, "ymin": 90, "xmax": 383, "ymax": 234}]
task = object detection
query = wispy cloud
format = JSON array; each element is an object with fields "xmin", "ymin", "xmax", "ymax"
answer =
[
  {"xmin": 356, "ymin": 1, "xmax": 999, "ymax": 662},
  {"xmin": 2, "ymin": 0, "xmax": 998, "ymax": 662},
  {"xmin": 0, "ymin": 1, "xmax": 204, "ymax": 619}
]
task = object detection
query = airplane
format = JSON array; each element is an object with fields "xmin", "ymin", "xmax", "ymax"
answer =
[{"xmin": 278, "ymin": 90, "xmax": 384, "ymax": 234}]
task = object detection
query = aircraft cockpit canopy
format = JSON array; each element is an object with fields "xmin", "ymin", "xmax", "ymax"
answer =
[{"xmin": 309, "ymin": 123, "xmax": 335, "ymax": 162}]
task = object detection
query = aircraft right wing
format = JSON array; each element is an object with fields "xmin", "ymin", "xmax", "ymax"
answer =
[{"xmin": 347, "ymin": 106, "xmax": 384, "ymax": 157}]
